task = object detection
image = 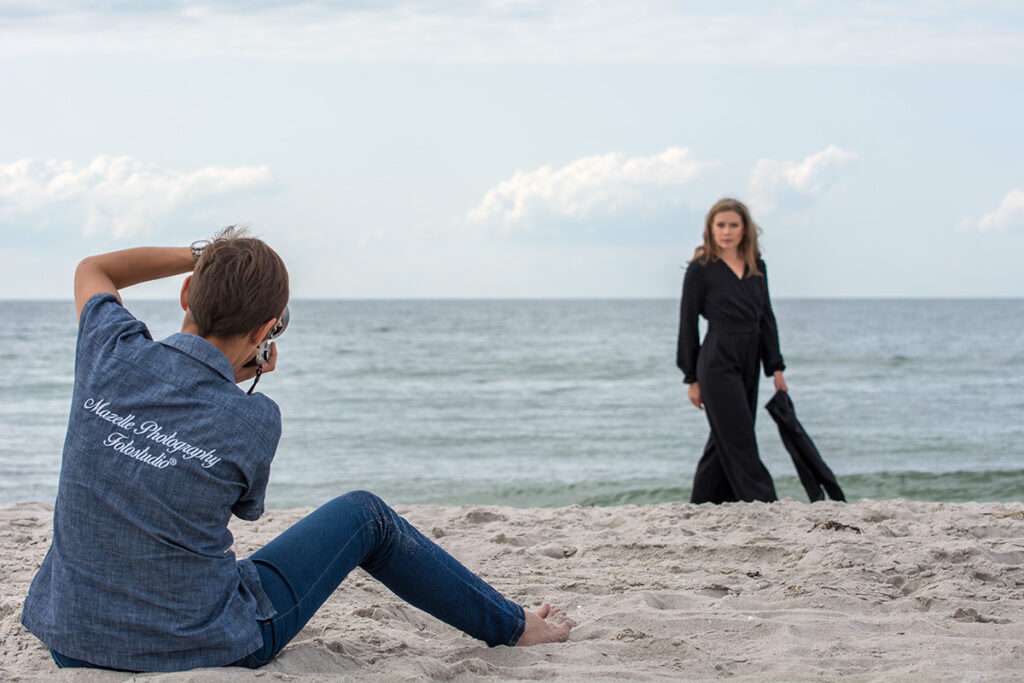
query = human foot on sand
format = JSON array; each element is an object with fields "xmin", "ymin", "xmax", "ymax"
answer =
[{"xmin": 517, "ymin": 604, "xmax": 574, "ymax": 646}]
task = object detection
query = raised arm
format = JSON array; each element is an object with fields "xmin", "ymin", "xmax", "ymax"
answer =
[
  {"xmin": 758, "ymin": 260, "xmax": 786, "ymax": 377},
  {"xmin": 74, "ymin": 247, "xmax": 194, "ymax": 319},
  {"xmin": 676, "ymin": 261, "xmax": 704, "ymax": 383}
]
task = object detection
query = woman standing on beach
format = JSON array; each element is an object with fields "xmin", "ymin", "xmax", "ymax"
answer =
[{"xmin": 676, "ymin": 198, "xmax": 787, "ymax": 504}]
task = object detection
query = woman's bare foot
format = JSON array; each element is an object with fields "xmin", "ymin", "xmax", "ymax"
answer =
[{"xmin": 516, "ymin": 603, "xmax": 573, "ymax": 646}]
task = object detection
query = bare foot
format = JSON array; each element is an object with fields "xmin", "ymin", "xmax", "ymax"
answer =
[{"xmin": 516, "ymin": 603, "xmax": 574, "ymax": 646}]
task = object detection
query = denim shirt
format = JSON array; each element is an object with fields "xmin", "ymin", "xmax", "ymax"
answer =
[{"xmin": 22, "ymin": 294, "xmax": 280, "ymax": 672}]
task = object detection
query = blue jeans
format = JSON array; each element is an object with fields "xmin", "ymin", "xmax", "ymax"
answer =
[{"xmin": 52, "ymin": 490, "xmax": 526, "ymax": 671}]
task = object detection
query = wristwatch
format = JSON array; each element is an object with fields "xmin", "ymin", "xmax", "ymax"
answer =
[{"xmin": 190, "ymin": 239, "xmax": 211, "ymax": 264}]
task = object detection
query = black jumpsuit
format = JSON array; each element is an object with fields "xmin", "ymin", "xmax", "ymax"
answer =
[{"xmin": 676, "ymin": 257, "xmax": 785, "ymax": 504}]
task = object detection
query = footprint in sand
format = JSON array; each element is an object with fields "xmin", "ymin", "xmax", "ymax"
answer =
[
  {"xmin": 952, "ymin": 607, "xmax": 1010, "ymax": 624},
  {"xmin": 491, "ymin": 532, "xmax": 546, "ymax": 547},
  {"xmin": 988, "ymin": 550, "xmax": 1024, "ymax": 565},
  {"xmin": 0, "ymin": 599, "xmax": 19, "ymax": 619},
  {"xmin": 464, "ymin": 510, "xmax": 508, "ymax": 524},
  {"xmin": 696, "ymin": 584, "xmax": 736, "ymax": 598},
  {"xmin": 535, "ymin": 543, "xmax": 578, "ymax": 559},
  {"xmin": 643, "ymin": 593, "xmax": 696, "ymax": 610},
  {"xmin": 353, "ymin": 605, "xmax": 438, "ymax": 631},
  {"xmin": 614, "ymin": 628, "xmax": 651, "ymax": 641}
]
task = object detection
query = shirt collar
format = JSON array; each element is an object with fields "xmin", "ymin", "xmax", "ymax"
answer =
[{"xmin": 158, "ymin": 333, "xmax": 237, "ymax": 384}]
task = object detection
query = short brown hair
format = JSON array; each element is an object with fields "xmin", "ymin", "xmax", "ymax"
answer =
[{"xmin": 188, "ymin": 226, "xmax": 289, "ymax": 338}]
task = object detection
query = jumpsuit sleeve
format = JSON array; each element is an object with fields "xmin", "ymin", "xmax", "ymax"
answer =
[
  {"xmin": 676, "ymin": 261, "xmax": 704, "ymax": 384},
  {"xmin": 758, "ymin": 259, "xmax": 786, "ymax": 377}
]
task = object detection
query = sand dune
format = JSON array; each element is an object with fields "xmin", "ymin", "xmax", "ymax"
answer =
[{"xmin": 3, "ymin": 499, "xmax": 1022, "ymax": 682}]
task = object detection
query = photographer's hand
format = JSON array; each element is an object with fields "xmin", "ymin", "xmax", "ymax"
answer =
[
  {"xmin": 74, "ymin": 247, "xmax": 194, "ymax": 320},
  {"xmin": 235, "ymin": 341, "xmax": 278, "ymax": 384}
]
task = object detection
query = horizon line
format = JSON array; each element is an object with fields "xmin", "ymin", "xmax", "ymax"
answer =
[{"xmin": 2, "ymin": 296, "xmax": 1023, "ymax": 303}]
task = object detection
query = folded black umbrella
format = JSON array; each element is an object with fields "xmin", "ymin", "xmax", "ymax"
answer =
[{"xmin": 765, "ymin": 390, "xmax": 846, "ymax": 502}]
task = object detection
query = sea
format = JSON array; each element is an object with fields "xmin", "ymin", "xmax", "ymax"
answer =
[{"xmin": 2, "ymin": 299, "xmax": 1022, "ymax": 508}]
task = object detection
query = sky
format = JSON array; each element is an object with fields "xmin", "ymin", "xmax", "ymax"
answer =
[{"xmin": 1, "ymin": 1, "xmax": 1023, "ymax": 299}]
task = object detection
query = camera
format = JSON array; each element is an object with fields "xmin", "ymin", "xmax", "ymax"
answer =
[{"xmin": 251, "ymin": 307, "xmax": 289, "ymax": 367}]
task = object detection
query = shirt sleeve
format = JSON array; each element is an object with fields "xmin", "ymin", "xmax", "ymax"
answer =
[
  {"xmin": 232, "ymin": 400, "xmax": 281, "ymax": 521},
  {"xmin": 231, "ymin": 458, "xmax": 271, "ymax": 521},
  {"xmin": 76, "ymin": 293, "xmax": 152, "ymax": 365},
  {"xmin": 758, "ymin": 260, "xmax": 786, "ymax": 377},
  {"xmin": 676, "ymin": 261, "xmax": 704, "ymax": 384}
]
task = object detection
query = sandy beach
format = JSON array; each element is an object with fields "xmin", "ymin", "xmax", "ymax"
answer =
[{"xmin": 2, "ymin": 499, "xmax": 1022, "ymax": 682}]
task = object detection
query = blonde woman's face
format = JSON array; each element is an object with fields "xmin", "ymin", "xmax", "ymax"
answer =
[{"xmin": 711, "ymin": 210, "xmax": 744, "ymax": 252}]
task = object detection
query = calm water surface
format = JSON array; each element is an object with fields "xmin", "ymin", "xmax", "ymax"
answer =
[{"xmin": 2, "ymin": 299, "xmax": 1022, "ymax": 507}]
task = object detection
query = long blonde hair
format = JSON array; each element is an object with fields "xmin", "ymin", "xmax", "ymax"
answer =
[{"xmin": 692, "ymin": 197, "xmax": 763, "ymax": 277}]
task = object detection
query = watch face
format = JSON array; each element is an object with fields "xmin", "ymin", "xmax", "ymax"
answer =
[{"xmin": 190, "ymin": 239, "xmax": 211, "ymax": 261}]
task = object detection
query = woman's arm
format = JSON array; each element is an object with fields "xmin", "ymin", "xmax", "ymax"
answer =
[
  {"xmin": 758, "ymin": 260, "xmax": 787, "ymax": 382},
  {"xmin": 74, "ymin": 247, "xmax": 194, "ymax": 319},
  {"xmin": 676, "ymin": 261, "xmax": 704, "ymax": 384}
]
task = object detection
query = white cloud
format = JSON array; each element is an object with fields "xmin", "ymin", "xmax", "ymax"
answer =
[
  {"xmin": 468, "ymin": 147, "xmax": 714, "ymax": 236},
  {"xmin": 965, "ymin": 189, "xmax": 1024, "ymax": 232},
  {"xmin": 749, "ymin": 146, "xmax": 858, "ymax": 213},
  {"xmin": 0, "ymin": 156, "xmax": 271, "ymax": 237},
  {"xmin": 0, "ymin": 2, "xmax": 1020, "ymax": 65}
]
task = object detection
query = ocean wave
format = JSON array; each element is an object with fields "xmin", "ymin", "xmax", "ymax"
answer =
[
  {"xmin": 9, "ymin": 469, "xmax": 1024, "ymax": 509},
  {"xmin": 268, "ymin": 470, "xmax": 1024, "ymax": 509}
]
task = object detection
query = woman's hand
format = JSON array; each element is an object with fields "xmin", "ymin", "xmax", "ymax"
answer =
[
  {"xmin": 235, "ymin": 341, "xmax": 278, "ymax": 384},
  {"xmin": 773, "ymin": 370, "xmax": 788, "ymax": 393},
  {"xmin": 688, "ymin": 382, "xmax": 703, "ymax": 410}
]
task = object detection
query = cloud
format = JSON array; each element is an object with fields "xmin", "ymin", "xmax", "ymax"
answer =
[
  {"xmin": 749, "ymin": 146, "xmax": 858, "ymax": 213},
  {"xmin": 0, "ymin": 156, "xmax": 272, "ymax": 237},
  {"xmin": 0, "ymin": 2, "xmax": 1021, "ymax": 65},
  {"xmin": 964, "ymin": 189, "xmax": 1024, "ymax": 232},
  {"xmin": 468, "ymin": 147, "xmax": 714, "ymax": 240}
]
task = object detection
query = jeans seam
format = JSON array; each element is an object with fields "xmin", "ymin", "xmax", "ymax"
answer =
[
  {"xmin": 394, "ymin": 521, "xmax": 523, "ymax": 646},
  {"xmin": 299, "ymin": 516, "xmax": 381, "ymax": 614},
  {"xmin": 258, "ymin": 499, "xmax": 521, "ymax": 650},
  {"xmin": 254, "ymin": 515, "xmax": 380, "ymax": 660},
  {"xmin": 506, "ymin": 603, "xmax": 526, "ymax": 646},
  {"xmin": 251, "ymin": 558, "xmax": 302, "ymax": 607}
]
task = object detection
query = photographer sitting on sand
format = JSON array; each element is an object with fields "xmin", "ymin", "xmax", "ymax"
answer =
[{"xmin": 21, "ymin": 228, "xmax": 572, "ymax": 673}]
